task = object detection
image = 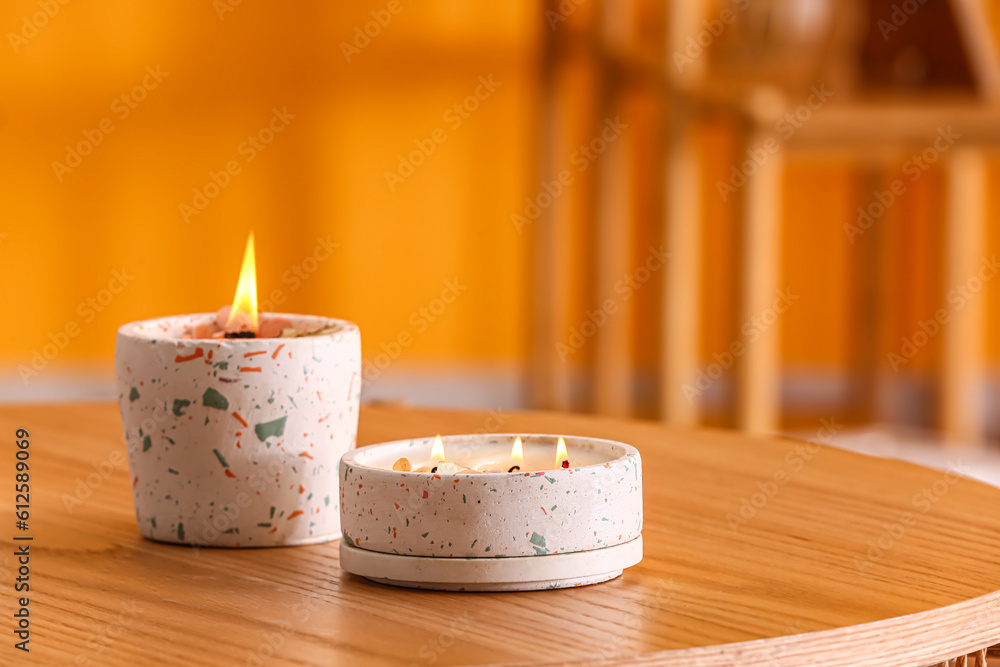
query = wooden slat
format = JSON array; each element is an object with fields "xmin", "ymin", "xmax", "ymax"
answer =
[
  {"xmin": 950, "ymin": 0, "xmax": 1000, "ymax": 101},
  {"xmin": 594, "ymin": 103, "xmax": 634, "ymax": 417},
  {"xmin": 783, "ymin": 103, "xmax": 1000, "ymax": 150},
  {"xmin": 666, "ymin": 0, "xmax": 709, "ymax": 85},
  {"xmin": 661, "ymin": 101, "xmax": 702, "ymax": 425},
  {"xmin": 590, "ymin": 0, "xmax": 638, "ymax": 417},
  {"xmin": 739, "ymin": 130, "xmax": 784, "ymax": 434},
  {"xmin": 849, "ymin": 163, "xmax": 888, "ymax": 423},
  {"xmin": 530, "ymin": 5, "xmax": 579, "ymax": 412},
  {"xmin": 530, "ymin": 87, "xmax": 574, "ymax": 412},
  {"xmin": 942, "ymin": 147, "xmax": 987, "ymax": 444},
  {"xmin": 660, "ymin": 0, "xmax": 709, "ymax": 424}
]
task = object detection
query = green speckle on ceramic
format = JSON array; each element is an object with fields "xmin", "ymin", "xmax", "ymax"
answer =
[
  {"xmin": 202, "ymin": 387, "xmax": 229, "ymax": 410},
  {"xmin": 255, "ymin": 415, "xmax": 287, "ymax": 442}
]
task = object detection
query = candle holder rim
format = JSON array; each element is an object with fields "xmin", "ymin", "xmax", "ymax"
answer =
[
  {"xmin": 344, "ymin": 432, "xmax": 640, "ymax": 476},
  {"xmin": 116, "ymin": 312, "xmax": 359, "ymax": 341}
]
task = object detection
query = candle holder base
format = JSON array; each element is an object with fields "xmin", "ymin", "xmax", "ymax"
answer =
[{"xmin": 340, "ymin": 536, "xmax": 642, "ymax": 591}]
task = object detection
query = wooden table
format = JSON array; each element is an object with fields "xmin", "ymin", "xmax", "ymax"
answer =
[{"xmin": 3, "ymin": 404, "xmax": 1000, "ymax": 666}]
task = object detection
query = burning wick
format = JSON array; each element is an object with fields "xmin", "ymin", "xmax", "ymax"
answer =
[
  {"xmin": 409, "ymin": 436, "xmax": 449, "ymax": 473},
  {"xmin": 430, "ymin": 435, "xmax": 446, "ymax": 462},
  {"xmin": 555, "ymin": 437, "xmax": 569, "ymax": 469},
  {"xmin": 429, "ymin": 435, "xmax": 446, "ymax": 473},
  {"xmin": 507, "ymin": 436, "xmax": 523, "ymax": 472},
  {"xmin": 225, "ymin": 231, "xmax": 259, "ymax": 337},
  {"xmin": 395, "ymin": 435, "xmax": 573, "ymax": 474}
]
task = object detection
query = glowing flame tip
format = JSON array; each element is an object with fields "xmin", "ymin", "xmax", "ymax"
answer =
[
  {"xmin": 555, "ymin": 437, "xmax": 568, "ymax": 467},
  {"xmin": 511, "ymin": 436, "xmax": 523, "ymax": 462},
  {"xmin": 227, "ymin": 231, "xmax": 259, "ymax": 332},
  {"xmin": 430, "ymin": 435, "xmax": 446, "ymax": 461}
]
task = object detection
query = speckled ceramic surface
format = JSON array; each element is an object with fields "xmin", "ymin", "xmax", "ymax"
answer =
[
  {"xmin": 115, "ymin": 313, "xmax": 360, "ymax": 547},
  {"xmin": 339, "ymin": 434, "xmax": 642, "ymax": 559}
]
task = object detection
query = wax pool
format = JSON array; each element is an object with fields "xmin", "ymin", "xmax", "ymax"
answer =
[{"xmin": 363, "ymin": 438, "xmax": 614, "ymax": 473}]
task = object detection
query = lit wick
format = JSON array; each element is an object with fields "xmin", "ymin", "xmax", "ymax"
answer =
[
  {"xmin": 410, "ymin": 436, "xmax": 449, "ymax": 473},
  {"xmin": 225, "ymin": 231, "xmax": 259, "ymax": 338},
  {"xmin": 508, "ymin": 437, "xmax": 522, "ymax": 473},
  {"xmin": 429, "ymin": 435, "xmax": 446, "ymax": 471},
  {"xmin": 430, "ymin": 435, "xmax": 446, "ymax": 461},
  {"xmin": 555, "ymin": 437, "xmax": 569, "ymax": 469}
]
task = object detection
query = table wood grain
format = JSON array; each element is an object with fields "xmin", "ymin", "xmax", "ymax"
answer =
[{"xmin": 2, "ymin": 403, "xmax": 1000, "ymax": 666}]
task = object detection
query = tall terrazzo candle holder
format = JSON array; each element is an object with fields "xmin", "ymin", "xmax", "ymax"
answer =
[
  {"xmin": 115, "ymin": 313, "xmax": 361, "ymax": 548},
  {"xmin": 339, "ymin": 434, "xmax": 643, "ymax": 591}
]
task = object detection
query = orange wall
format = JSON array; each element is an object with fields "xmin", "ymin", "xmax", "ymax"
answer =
[
  {"xmin": 1, "ymin": 1, "xmax": 538, "ymax": 374},
  {"xmin": 4, "ymin": 0, "xmax": 1000, "ymax": 396}
]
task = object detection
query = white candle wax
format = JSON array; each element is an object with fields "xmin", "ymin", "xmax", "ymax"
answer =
[{"xmin": 381, "ymin": 438, "xmax": 609, "ymax": 473}]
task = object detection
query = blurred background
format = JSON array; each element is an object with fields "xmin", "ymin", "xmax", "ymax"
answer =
[{"xmin": 4, "ymin": 0, "xmax": 1000, "ymax": 459}]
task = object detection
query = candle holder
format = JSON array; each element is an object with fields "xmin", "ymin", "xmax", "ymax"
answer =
[
  {"xmin": 115, "ymin": 313, "xmax": 361, "ymax": 547},
  {"xmin": 339, "ymin": 433, "xmax": 643, "ymax": 591}
]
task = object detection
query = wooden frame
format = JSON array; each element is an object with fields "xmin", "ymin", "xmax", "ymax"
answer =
[{"xmin": 531, "ymin": 0, "xmax": 1000, "ymax": 439}]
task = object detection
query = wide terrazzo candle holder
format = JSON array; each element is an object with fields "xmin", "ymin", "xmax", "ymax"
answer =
[
  {"xmin": 115, "ymin": 313, "xmax": 361, "ymax": 548},
  {"xmin": 339, "ymin": 433, "xmax": 643, "ymax": 591}
]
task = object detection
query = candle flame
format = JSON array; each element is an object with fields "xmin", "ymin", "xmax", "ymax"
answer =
[
  {"xmin": 430, "ymin": 435, "xmax": 446, "ymax": 461},
  {"xmin": 227, "ymin": 231, "xmax": 259, "ymax": 332},
  {"xmin": 555, "ymin": 437, "xmax": 568, "ymax": 468},
  {"xmin": 511, "ymin": 436, "xmax": 523, "ymax": 462}
]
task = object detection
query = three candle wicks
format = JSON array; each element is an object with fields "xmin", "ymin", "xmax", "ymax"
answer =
[{"xmin": 392, "ymin": 436, "xmax": 570, "ymax": 474}]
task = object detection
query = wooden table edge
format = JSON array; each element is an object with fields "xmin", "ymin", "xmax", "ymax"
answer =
[{"xmin": 491, "ymin": 588, "xmax": 999, "ymax": 667}]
